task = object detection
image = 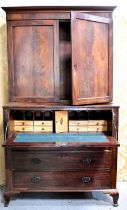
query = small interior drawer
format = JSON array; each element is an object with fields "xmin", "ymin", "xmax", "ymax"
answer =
[
  {"xmin": 14, "ymin": 126, "xmax": 33, "ymax": 132},
  {"xmin": 14, "ymin": 120, "xmax": 33, "ymax": 126},
  {"xmin": 69, "ymin": 121, "xmax": 88, "ymax": 126},
  {"xmin": 69, "ymin": 126, "xmax": 87, "ymax": 132},
  {"xmin": 34, "ymin": 121, "xmax": 53, "ymax": 126},
  {"xmin": 88, "ymin": 120, "xmax": 107, "ymax": 126},
  {"xmin": 87, "ymin": 125, "xmax": 107, "ymax": 132},
  {"xmin": 34, "ymin": 126, "xmax": 53, "ymax": 133}
]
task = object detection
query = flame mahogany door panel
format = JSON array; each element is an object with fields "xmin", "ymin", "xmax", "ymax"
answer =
[
  {"xmin": 8, "ymin": 20, "xmax": 60, "ymax": 103},
  {"xmin": 71, "ymin": 12, "xmax": 112, "ymax": 105}
]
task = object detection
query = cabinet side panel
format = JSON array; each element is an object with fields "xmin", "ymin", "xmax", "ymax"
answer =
[{"xmin": 5, "ymin": 149, "xmax": 13, "ymax": 191}]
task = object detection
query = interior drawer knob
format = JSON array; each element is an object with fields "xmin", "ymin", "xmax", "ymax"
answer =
[
  {"xmin": 31, "ymin": 158, "xmax": 41, "ymax": 164},
  {"xmin": 82, "ymin": 158, "xmax": 92, "ymax": 165},
  {"xmin": 31, "ymin": 176, "xmax": 41, "ymax": 183},
  {"xmin": 82, "ymin": 176, "xmax": 91, "ymax": 183}
]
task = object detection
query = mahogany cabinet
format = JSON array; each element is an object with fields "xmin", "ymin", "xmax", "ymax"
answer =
[
  {"xmin": 2, "ymin": 6, "xmax": 119, "ymax": 207},
  {"xmin": 4, "ymin": 6, "xmax": 113, "ymax": 105}
]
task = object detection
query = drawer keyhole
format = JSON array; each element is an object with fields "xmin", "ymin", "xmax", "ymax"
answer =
[
  {"xmin": 82, "ymin": 176, "xmax": 91, "ymax": 183},
  {"xmin": 82, "ymin": 158, "xmax": 92, "ymax": 165},
  {"xmin": 31, "ymin": 176, "xmax": 41, "ymax": 183},
  {"xmin": 31, "ymin": 158, "xmax": 41, "ymax": 164}
]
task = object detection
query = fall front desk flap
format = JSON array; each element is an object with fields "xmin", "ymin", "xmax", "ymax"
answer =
[{"xmin": 15, "ymin": 133, "xmax": 108, "ymax": 143}]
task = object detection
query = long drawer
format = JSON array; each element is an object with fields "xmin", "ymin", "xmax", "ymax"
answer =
[
  {"xmin": 12, "ymin": 150, "xmax": 111, "ymax": 171},
  {"xmin": 13, "ymin": 171, "xmax": 111, "ymax": 190}
]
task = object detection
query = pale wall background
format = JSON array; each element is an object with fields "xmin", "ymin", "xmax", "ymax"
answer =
[{"xmin": 0, "ymin": 0, "xmax": 127, "ymax": 185}]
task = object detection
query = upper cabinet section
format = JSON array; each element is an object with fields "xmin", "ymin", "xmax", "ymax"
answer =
[{"xmin": 3, "ymin": 6, "xmax": 115, "ymax": 105}]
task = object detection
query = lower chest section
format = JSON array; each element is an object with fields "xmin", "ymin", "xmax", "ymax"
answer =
[{"xmin": 10, "ymin": 148, "xmax": 114, "ymax": 191}]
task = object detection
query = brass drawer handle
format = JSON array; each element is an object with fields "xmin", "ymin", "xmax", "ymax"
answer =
[
  {"xmin": 82, "ymin": 158, "xmax": 92, "ymax": 165},
  {"xmin": 31, "ymin": 176, "xmax": 41, "ymax": 183},
  {"xmin": 82, "ymin": 176, "xmax": 91, "ymax": 183},
  {"xmin": 31, "ymin": 158, "xmax": 41, "ymax": 164}
]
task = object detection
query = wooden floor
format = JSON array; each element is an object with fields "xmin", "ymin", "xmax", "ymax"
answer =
[{"xmin": 0, "ymin": 182, "xmax": 126, "ymax": 209}]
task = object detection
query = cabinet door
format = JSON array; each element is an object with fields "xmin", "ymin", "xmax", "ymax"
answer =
[
  {"xmin": 8, "ymin": 20, "xmax": 59, "ymax": 102},
  {"xmin": 71, "ymin": 12, "xmax": 112, "ymax": 105}
]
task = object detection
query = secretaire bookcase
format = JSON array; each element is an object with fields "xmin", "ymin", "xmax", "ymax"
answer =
[{"xmin": 2, "ymin": 6, "xmax": 119, "ymax": 207}]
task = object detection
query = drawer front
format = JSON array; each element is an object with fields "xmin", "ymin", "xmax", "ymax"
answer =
[
  {"xmin": 13, "ymin": 171, "xmax": 111, "ymax": 190},
  {"xmin": 14, "ymin": 126, "xmax": 33, "ymax": 132},
  {"xmin": 69, "ymin": 126, "xmax": 87, "ymax": 132},
  {"xmin": 14, "ymin": 120, "xmax": 33, "ymax": 126},
  {"xmin": 87, "ymin": 125, "xmax": 107, "ymax": 132},
  {"xmin": 88, "ymin": 120, "xmax": 107, "ymax": 126},
  {"xmin": 69, "ymin": 121, "xmax": 88, "ymax": 126},
  {"xmin": 34, "ymin": 121, "xmax": 53, "ymax": 126},
  {"xmin": 69, "ymin": 125, "xmax": 107, "ymax": 132},
  {"xmin": 69, "ymin": 120, "xmax": 107, "ymax": 126},
  {"xmin": 34, "ymin": 126, "xmax": 53, "ymax": 133},
  {"xmin": 12, "ymin": 150, "xmax": 111, "ymax": 171}
]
